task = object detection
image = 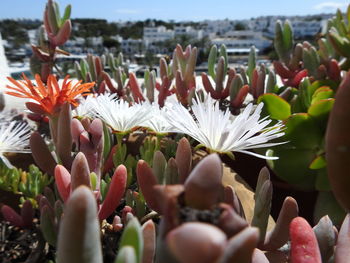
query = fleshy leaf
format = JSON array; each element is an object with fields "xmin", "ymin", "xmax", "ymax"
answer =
[
  {"xmin": 119, "ymin": 216, "xmax": 143, "ymax": 263},
  {"xmin": 284, "ymin": 113, "xmax": 323, "ymax": 149},
  {"xmin": 258, "ymin": 94, "xmax": 291, "ymax": 120},
  {"xmin": 57, "ymin": 186, "xmax": 103, "ymax": 263},
  {"xmin": 309, "ymin": 155, "xmax": 327, "ymax": 170}
]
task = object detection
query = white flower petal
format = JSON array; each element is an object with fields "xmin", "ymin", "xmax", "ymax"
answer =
[
  {"xmin": 0, "ymin": 120, "xmax": 31, "ymax": 167},
  {"xmin": 85, "ymin": 93, "xmax": 153, "ymax": 133},
  {"xmin": 165, "ymin": 96, "xmax": 285, "ymax": 159},
  {"xmin": 142, "ymin": 103, "xmax": 174, "ymax": 134}
]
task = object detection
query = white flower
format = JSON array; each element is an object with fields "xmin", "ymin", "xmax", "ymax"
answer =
[
  {"xmin": 89, "ymin": 93, "xmax": 153, "ymax": 133},
  {"xmin": 0, "ymin": 121, "xmax": 31, "ymax": 167},
  {"xmin": 165, "ymin": 96, "xmax": 285, "ymax": 160},
  {"xmin": 142, "ymin": 103, "xmax": 174, "ymax": 134},
  {"xmin": 72, "ymin": 94, "xmax": 99, "ymax": 118},
  {"xmin": 0, "ymin": 110, "xmax": 16, "ymax": 123}
]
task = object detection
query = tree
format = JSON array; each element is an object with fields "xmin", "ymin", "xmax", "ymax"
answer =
[
  {"xmin": 103, "ymin": 37, "xmax": 120, "ymax": 49},
  {"xmin": 234, "ymin": 22, "xmax": 247, "ymax": 31}
]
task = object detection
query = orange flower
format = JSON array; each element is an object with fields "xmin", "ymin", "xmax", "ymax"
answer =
[{"xmin": 6, "ymin": 74, "xmax": 95, "ymax": 115}]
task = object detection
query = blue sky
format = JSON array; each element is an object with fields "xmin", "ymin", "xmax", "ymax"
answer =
[{"xmin": 0, "ymin": 0, "xmax": 348, "ymax": 21}]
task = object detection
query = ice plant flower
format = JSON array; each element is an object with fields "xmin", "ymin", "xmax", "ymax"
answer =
[
  {"xmin": 0, "ymin": 110, "xmax": 16, "ymax": 123},
  {"xmin": 165, "ymin": 96, "xmax": 285, "ymax": 159},
  {"xmin": 89, "ymin": 93, "xmax": 153, "ymax": 134},
  {"xmin": 0, "ymin": 121, "xmax": 31, "ymax": 168},
  {"xmin": 143, "ymin": 103, "xmax": 174, "ymax": 135},
  {"xmin": 72, "ymin": 94, "xmax": 100, "ymax": 118},
  {"xmin": 6, "ymin": 74, "xmax": 95, "ymax": 116}
]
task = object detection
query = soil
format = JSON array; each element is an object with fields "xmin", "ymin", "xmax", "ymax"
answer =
[
  {"xmin": 0, "ymin": 220, "xmax": 54, "ymax": 263},
  {"xmin": 101, "ymin": 226, "xmax": 122, "ymax": 263},
  {"xmin": 0, "ymin": 219, "xmax": 127, "ymax": 263}
]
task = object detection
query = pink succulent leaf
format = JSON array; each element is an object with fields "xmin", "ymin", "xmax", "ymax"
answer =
[
  {"xmin": 136, "ymin": 160, "xmax": 161, "ymax": 212},
  {"xmin": 54, "ymin": 165, "xmax": 71, "ymax": 202},
  {"xmin": 289, "ymin": 217, "xmax": 322, "ymax": 263},
  {"xmin": 98, "ymin": 165, "xmax": 127, "ymax": 220}
]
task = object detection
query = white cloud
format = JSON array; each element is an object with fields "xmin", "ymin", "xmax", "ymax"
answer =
[
  {"xmin": 313, "ymin": 2, "xmax": 348, "ymax": 10},
  {"xmin": 115, "ymin": 9, "xmax": 140, "ymax": 15}
]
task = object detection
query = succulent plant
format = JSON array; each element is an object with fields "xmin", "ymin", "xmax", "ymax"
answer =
[
  {"xmin": 0, "ymin": 162, "xmax": 52, "ymax": 201},
  {"xmin": 3, "ymin": 2, "xmax": 350, "ymax": 262},
  {"xmin": 327, "ymin": 6, "xmax": 350, "ymax": 70},
  {"xmin": 74, "ymin": 54, "xmax": 121, "ymax": 94},
  {"xmin": 201, "ymin": 45, "xmax": 231, "ymax": 100},
  {"xmin": 1, "ymin": 200, "xmax": 34, "ymax": 228},
  {"xmin": 127, "ymin": 63, "xmax": 174, "ymax": 106},
  {"xmin": 135, "ymin": 153, "xmax": 302, "ymax": 262},
  {"xmin": 30, "ymin": 0, "xmax": 72, "ymax": 82},
  {"xmin": 57, "ymin": 186, "xmax": 103, "ymax": 263},
  {"xmin": 37, "ymin": 186, "xmax": 63, "ymax": 246},
  {"xmin": 254, "ymin": 16, "xmax": 350, "ymax": 225},
  {"xmin": 56, "ymin": 185, "xmax": 156, "ymax": 263},
  {"xmin": 55, "ymin": 152, "xmax": 127, "ymax": 221},
  {"xmin": 201, "ymin": 44, "xmax": 250, "ymax": 112},
  {"xmin": 172, "ymin": 44, "xmax": 197, "ymax": 106}
]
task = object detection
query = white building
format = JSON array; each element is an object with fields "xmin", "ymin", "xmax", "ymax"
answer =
[
  {"xmin": 121, "ymin": 38, "xmax": 143, "ymax": 55},
  {"xmin": 212, "ymin": 30, "xmax": 272, "ymax": 52},
  {"xmin": 86, "ymin": 36, "xmax": 103, "ymax": 47},
  {"xmin": 202, "ymin": 19, "xmax": 234, "ymax": 36},
  {"xmin": 290, "ymin": 20, "xmax": 322, "ymax": 38},
  {"xmin": 249, "ymin": 17, "xmax": 271, "ymax": 32},
  {"xmin": 174, "ymin": 26, "xmax": 203, "ymax": 39},
  {"xmin": 143, "ymin": 26, "xmax": 175, "ymax": 46},
  {"xmin": 265, "ymin": 17, "xmax": 325, "ymax": 39}
]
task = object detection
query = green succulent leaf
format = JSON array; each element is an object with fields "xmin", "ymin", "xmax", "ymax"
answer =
[
  {"xmin": 103, "ymin": 123, "xmax": 112, "ymax": 161},
  {"xmin": 207, "ymin": 45, "xmax": 217, "ymax": 80},
  {"xmin": 40, "ymin": 206, "xmax": 57, "ymax": 246},
  {"xmin": 125, "ymin": 154, "xmax": 136, "ymax": 187},
  {"xmin": 284, "ymin": 113, "xmax": 323, "ymax": 149},
  {"xmin": 283, "ymin": 20, "xmax": 293, "ymax": 53},
  {"xmin": 311, "ymin": 79, "xmax": 338, "ymax": 93},
  {"xmin": 315, "ymin": 168, "xmax": 331, "ymax": 191},
  {"xmin": 268, "ymin": 147, "xmax": 317, "ymax": 189},
  {"xmin": 62, "ymin": 4, "xmax": 72, "ymax": 24},
  {"xmin": 311, "ymin": 87, "xmax": 334, "ymax": 105},
  {"xmin": 247, "ymin": 46, "xmax": 256, "ymax": 82},
  {"xmin": 314, "ymin": 191, "xmax": 346, "ymax": 226},
  {"xmin": 298, "ymin": 78, "xmax": 313, "ymax": 111},
  {"xmin": 100, "ymin": 179, "xmax": 108, "ymax": 201},
  {"xmin": 80, "ymin": 59, "xmax": 89, "ymax": 81},
  {"xmin": 309, "ymin": 155, "xmax": 327, "ymax": 170},
  {"xmin": 113, "ymin": 143, "xmax": 127, "ymax": 167},
  {"xmin": 87, "ymin": 55, "xmax": 97, "ymax": 81},
  {"xmin": 47, "ymin": 0, "xmax": 59, "ymax": 34},
  {"xmin": 134, "ymin": 193, "xmax": 147, "ymax": 219},
  {"xmin": 115, "ymin": 246, "xmax": 137, "ymax": 263},
  {"xmin": 303, "ymin": 47, "xmax": 320, "ymax": 77},
  {"xmin": 258, "ymin": 93, "xmax": 291, "ymax": 120},
  {"xmin": 53, "ymin": 1, "xmax": 61, "ymax": 28},
  {"xmin": 119, "ymin": 217, "xmax": 143, "ymax": 263},
  {"xmin": 219, "ymin": 44, "xmax": 228, "ymax": 74},
  {"xmin": 90, "ymin": 172, "xmax": 97, "ymax": 190},
  {"xmin": 308, "ymin": 99, "xmax": 335, "ymax": 127},
  {"xmin": 329, "ymin": 28, "xmax": 350, "ymax": 57}
]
